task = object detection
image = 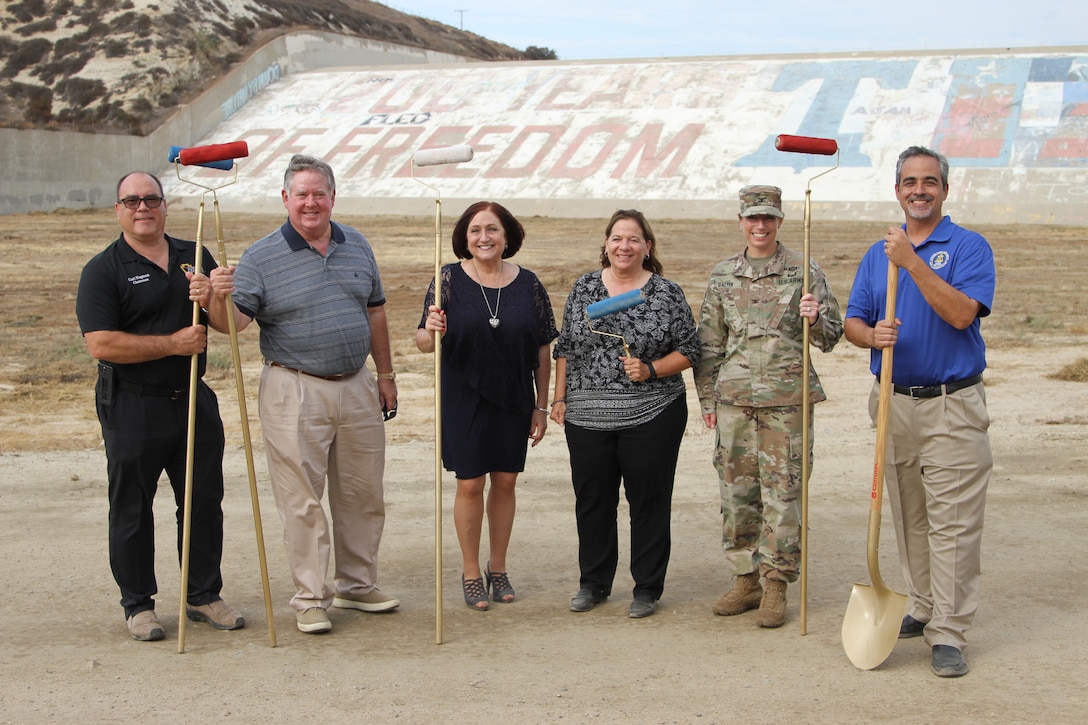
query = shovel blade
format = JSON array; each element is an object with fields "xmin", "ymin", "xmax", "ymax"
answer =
[{"xmin": 841, "ymin": 582, "xmax": 908, "ymax": 670}]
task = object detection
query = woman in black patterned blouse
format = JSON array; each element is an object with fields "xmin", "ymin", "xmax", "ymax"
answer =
[{"xmin": 550, "ymin": 209, "xmax": 699, "ymax": 619}]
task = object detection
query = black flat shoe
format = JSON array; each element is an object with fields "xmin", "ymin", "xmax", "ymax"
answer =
[
  {"xmin": 899, "ymin": 614, "xmax": 926, "ymax": 638},
  {"xmin": 569, "ymin": 588, "xmax": 606, "ymax": 612},
  {"xmin": 931, "ymin": 645, "xmax": 968, "ymax": 677},
  {"xmin": 628, "ymin": 598, "xmax": 656, "ymax": 618}
]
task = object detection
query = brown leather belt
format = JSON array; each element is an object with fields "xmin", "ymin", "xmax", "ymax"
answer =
[
  {"xmin": 267, "ymin": 360, "xmax": 356, "ymax": 381},
  {"xmin": 893, "ymin": 373, "xmax": 983, "ymax": 399}
]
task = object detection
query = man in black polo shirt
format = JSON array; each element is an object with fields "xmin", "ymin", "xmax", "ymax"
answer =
[{"xmin": 76, "ymin": 171, "xmax": 244, "ymax": 641}]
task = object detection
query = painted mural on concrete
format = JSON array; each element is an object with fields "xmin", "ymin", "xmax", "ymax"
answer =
[{"xmin": 162, "ymin": 50, "xmax": 1088, "ymax": 223}]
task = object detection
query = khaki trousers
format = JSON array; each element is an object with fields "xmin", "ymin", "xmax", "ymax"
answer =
[
  {"xmin": 869, "ymin": 379, "xmax": 991, "ymax": 650},
  {"xmin": 260, "ymin": 364, "xmax": 387, "ymax": 611}
]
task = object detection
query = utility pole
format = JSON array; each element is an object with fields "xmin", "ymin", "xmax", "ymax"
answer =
[{"xmin": 455, "ymin": 9, "xmax": 467, "ymax": 30}]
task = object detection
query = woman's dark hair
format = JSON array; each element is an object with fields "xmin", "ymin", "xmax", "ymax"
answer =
[
  {"xmin": 451, "ymin": 201, "xmax": 525, "ymax": 259},
  {"xmin": 599, "ymin": 208, "xmax": 663, "ymax": 275}
]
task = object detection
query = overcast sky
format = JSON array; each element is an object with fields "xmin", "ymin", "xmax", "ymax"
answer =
[{"xmin": 386, "ymin": 1, "xmax": 1088, "ymax": 60}]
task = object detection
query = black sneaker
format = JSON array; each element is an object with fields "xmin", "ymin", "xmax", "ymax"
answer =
[
  {"xmin": 931, "ymin": 645, "xmax": 969, "ymax": 677},
  {"xmin": 899, "ymin": 614, "xmax": 926, "ymax": 639},
  {"xmin": 569, "ymin": 588, "xmax": 606, "ymax": 612}
]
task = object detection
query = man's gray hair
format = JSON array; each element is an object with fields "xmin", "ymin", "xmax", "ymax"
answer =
[
  {"xmin": 284, "ymin": 154, "xmax": 336, "ymax": 194},
  {"xmin": 896, "ymin": 146, "xmax": 949, "ymax": 186}
]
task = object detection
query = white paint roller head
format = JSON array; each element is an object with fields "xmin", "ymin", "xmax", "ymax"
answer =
[{"xmin": 413, "ymin": 144, "xmax": 474, "ymax": 167}]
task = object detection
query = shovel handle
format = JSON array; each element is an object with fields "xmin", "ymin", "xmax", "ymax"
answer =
[
  {"xmin": 866, "ymin": 259, "xmax": 898, "ymax": 588},
  {"xmin": 871, "ymin": 259, "xmax": 898, "ymax": 510}
]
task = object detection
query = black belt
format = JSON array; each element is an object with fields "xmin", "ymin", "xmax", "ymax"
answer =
[
  {"xmin": 118, "ymin": 380, "xmax": 187, "ymax": 399},
  {"xmin": 267, "ymin": 360, "xmax": 356, "ymax": 381},
  {"xmin": 893, "ymin": 373, "xmax": 983, "ymax": 399}
]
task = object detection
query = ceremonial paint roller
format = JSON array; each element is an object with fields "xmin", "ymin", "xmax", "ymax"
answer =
[
  {"xmin": 169, "ymin": 146, "xmax": 232, "ymax": 170},
  {"xmin": 412, "ymin": 144, "xmax": 474, "ymax": 167},
  {"xmin": 587, "ymin": 289, "xmax": 646, "ymax": 319},
  {"xmin": 409, "ymin": 142, "xmax": 475, "ymax": 647},
  {"xmin": 774, "ymin": 132, "xmax": 840, "ymax": 638},
  {"xmin": 171, "ymin": 135, "xmax": 271, "ymax": 652},
  {"xmin": 775, "ymin": 134, "xmax": 913, "ymax": 663},
  {"xmin": 169, "ymin": 141, "xmax": 250, "ymax": 169},
  {"xmin": 773, "ymin": 134, "xmax": 840, "ymax": 264},
  {"xmin": 775, "ymin": 134, "xmax": 839, "ymax": 156},
  {"xmin": 586, "ymin": 289, "xmax": 646, "ymax": 357},
  {"xmin": 179, "ymin": 140, "xmax": 249, "ymax": 166}
]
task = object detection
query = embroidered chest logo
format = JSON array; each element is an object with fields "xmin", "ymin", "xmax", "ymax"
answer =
[
  {"xmin": 128, "ymin": 273, "xmax": 151, "ymax": 286},
  {"xmin": 929, "ymin": 251, "xmax": 949, "ymax": 270},
  {"xmin": 181, "ymin": 263, "xmax": 196, "ymax": 275}
]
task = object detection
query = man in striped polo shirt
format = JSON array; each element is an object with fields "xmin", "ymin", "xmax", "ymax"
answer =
[{"xmin": 199, "ymin": 154, "xmax": 400, "ymax": 634}]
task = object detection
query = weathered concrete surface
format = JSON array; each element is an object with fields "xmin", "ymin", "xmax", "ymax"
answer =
[
  {"xmin": 6, "ymin": 40, "xmax": 1087, "ymax": 225},
  {"xmin": 167, "ymin": 48, "xmax": 1086, "ymax": 225}
]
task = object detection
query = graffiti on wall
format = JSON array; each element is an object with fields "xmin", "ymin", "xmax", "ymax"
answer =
[
  {"xmin": 165, "ymin": 50, "xmax": 1088, "ymax": 211},
  {"xmin": 220, "ymin": 63, "xmax": 282, "ymax": 121}
]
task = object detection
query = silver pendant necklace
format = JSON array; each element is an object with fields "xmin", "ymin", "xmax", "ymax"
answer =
[{"xmin": 471, "ymin": 259, "xmax": 504, "ymax": 328}]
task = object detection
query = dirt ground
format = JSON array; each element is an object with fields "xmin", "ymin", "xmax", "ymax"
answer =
[{"xmin": 1, "ymin": 209, "xmax": 1086, "ymax": 723}]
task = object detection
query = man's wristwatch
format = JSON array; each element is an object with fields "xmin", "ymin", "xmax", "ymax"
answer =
[{"xmin": 376, "ymin": 371, "xmax": 396, "ymax": 381}]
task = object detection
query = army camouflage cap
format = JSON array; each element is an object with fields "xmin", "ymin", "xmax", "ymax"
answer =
[{"xmin": 738, "ymin": 184, "xmax": 784, "ymax": 218}]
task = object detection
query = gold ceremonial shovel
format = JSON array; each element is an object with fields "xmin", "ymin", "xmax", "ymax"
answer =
[{"xmin": 841, "ymin": 258, "xmax": 908, "ymax": 670}]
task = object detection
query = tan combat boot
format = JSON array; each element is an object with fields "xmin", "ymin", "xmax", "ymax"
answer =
[
  {"xmin": 712, "ymin": 572, "xmax": 762, "ymax": 615},
  {"xmin": 755, "ymin": 579, "xmax": 787, "ymax": 628}
]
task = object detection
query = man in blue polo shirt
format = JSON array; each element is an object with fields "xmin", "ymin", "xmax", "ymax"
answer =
[
  {"xmin": 199, "ymin": 155, "xmax": 400, "ymax": 635},
  {"xmin": 845, "ymin": 146, "xmax": 995, "ymax": 678}
]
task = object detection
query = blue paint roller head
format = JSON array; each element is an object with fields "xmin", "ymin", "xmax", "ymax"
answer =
[
  {"xmin": 586, "ymin": 289, "xmax": 646, "ymax": 320},
  {"xmin": 585, "ymin": 290, "xmax": 646, "ymax": 358},
  {"xmin": 168, "ymin": 145, "xmax": 235, "ymax": 171}
]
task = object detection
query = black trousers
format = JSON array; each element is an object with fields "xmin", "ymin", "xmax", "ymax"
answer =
[
  {"xmin": 564, "ymin": 395, "xmax": 686, "ymax": 602},
  {"xmin": 98, "ymin": 380, "xmax": 226, "ymax": 617}
]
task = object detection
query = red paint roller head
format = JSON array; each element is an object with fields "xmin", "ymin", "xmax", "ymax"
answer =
[
  {"xmin": 178, "ymin": 141, "xmax": 250, "ymax": 166},
  {"xmin": 775, "ymin": 134, "xmax": 838, "ymax": 155},
  {"xmin": 168, "ymin": 145, "xmax": 234, "ymax": 170}
]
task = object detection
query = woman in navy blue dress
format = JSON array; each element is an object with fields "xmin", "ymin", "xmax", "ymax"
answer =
[{"xmin": 416, "ymin": 201, "xmax": 558, "ymax": 610}]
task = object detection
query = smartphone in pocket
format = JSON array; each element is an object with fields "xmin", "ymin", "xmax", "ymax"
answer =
[{"xmin": 97, "ymin": 363, "xmax": 115, "ymax": 406}]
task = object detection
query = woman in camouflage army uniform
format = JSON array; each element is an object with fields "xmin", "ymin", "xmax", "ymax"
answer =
[{"xmin": 694, "ymin": 185, "xmax": 843, "ymax": 628}]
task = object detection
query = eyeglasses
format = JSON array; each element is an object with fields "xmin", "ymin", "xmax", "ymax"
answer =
[{"xmin": 117, "ymin": 196, "xmax": 164, "ymax": 209}]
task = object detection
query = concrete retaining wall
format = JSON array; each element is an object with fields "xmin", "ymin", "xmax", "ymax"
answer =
[
  {"xmin": 5, "ymin": 40, "xmax": 1088, "ymax": 226},
  {"xmin": 161, "ymin": 45, "xmax": 1088, "ymax": 226},
  {"xmin": 0, "ymin": 32, "xmax": 471, "ymax": 216}
]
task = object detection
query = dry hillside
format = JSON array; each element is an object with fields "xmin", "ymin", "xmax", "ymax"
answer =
[{"xmin": 0, "ymin": 0, "xmax": 542, "ymax": 135}]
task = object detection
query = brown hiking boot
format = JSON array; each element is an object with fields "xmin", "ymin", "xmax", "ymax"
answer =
[
  {"xmin": 712, "ymin": 572, "xmax": 763, "ymax": 616},
  {"xmin": 755, "ymin": 579, "xmax": 787, "ymax": 628},
  {"xmin": 126, "ymin": 609, "xmax": 165, "ymax": 641}
]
